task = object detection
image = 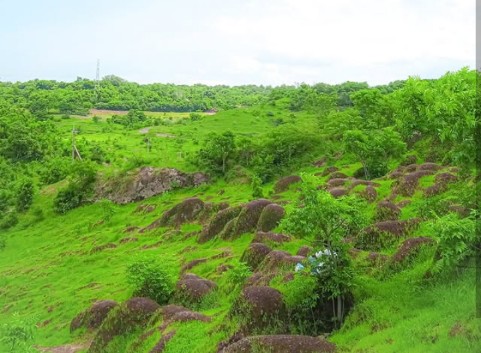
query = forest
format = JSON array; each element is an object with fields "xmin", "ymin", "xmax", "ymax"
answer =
[{"xmin": 0, "ymin": 67, "xmax": 478, "ymax": 353}]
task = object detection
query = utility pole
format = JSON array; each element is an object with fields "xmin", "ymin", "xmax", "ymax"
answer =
[{"xmin": 72, "ymin": 126, "xmax": 82, "ymax": 160}]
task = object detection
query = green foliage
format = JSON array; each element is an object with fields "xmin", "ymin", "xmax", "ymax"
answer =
[
  {"xmin": 196, "ymin": 131, "xmax": 236, "ymax": 175},
  {"xmin": 15, "ymin": 179, "xmax": 34, "ymax": 213},
  {"xmin": 250, "ymin": 175, "xmax": 264, "ymax": 199},
  {"xmin": 53, "ymin": 160, "xmax": 97, "ymax": 214},
  {"xmin": 126, "ymin": 257, "xmax": 175, "ymax": 304},
  {"xmin": 430, "ymin": 213, "xmax": 477, "ymax": 273},
  {"xmin": 0, "ymin": 213, "xmax": 18, "ymax": 230},
  {"xmin": 38, "ymin": 157, "xmax": 71, "ymax": 185},
  {"xmin": 226, "ymin": 261, "xmax": 252, "ymax": 289},
  {"xmin": 343, "ymin": 128, "xmax": 406, "ymax": 179},
  {"xmin": 0, "ymin": 313, "xmax": 37, "ymax": 353}
]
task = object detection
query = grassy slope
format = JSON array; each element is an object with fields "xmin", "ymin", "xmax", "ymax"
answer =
[{"xmin": 0, "ymin": 108, "xmax": 479, "ymax": 353}]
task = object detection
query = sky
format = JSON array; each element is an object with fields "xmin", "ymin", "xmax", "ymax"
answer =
[{"xmin": 0, "ymin": 0, "xmax": 475, "ymax": 86}]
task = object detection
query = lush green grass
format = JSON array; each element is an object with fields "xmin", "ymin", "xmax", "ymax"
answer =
[{"xmin": 0, "ymin": 107, "xmax": 478, "ymax": 353}]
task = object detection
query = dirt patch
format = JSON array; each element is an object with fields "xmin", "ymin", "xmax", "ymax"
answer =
[
  {"xmin": 38, "ymin": 343, "xmax": 90, "ymax": 353},
  {"xmin": 320, "ymin": 166, "xmax": 339, "ymax": 177},
  {"xmin": 274, "ymin": 175, "xmax": 302, "ymax": 193},
  {"xmin": 124, "ymin": 226, "xmax": 140, "ymax": 233},
  {"xmin": 257, "ymin": 204, "xmax": 285, "ymax": 232},
  {"xmin": 357, "ymin": 219, "xmax": 420, "ymax": 250},
  {"xmin": 134, "ymin": 204, "xmax": 157, "ymax": 214},
  {"xmin": 181, "ymin": 258, "xmax": 208, "ymax": 274},
  {"xmin": 221, "ymin": 335, "xmax": 336, "ymax": 353},
  {"xmin": 90, "ymin": 243, "xmax": 117, "ymax": 254},
  {"xmin": 327, "ymin": 172, "xmax": 349, "ymax": 180},
  {"xmin": 149, "ymin": 331, "xmax": 176, "ymax": 353},
  {"xmin": 119, "ymin": 237, "xmax": 138, "ymax": 244}
]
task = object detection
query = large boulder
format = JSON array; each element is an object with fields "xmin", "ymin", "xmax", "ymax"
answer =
[
  {"xmin": 220, "ymin": 335, "xmax": 336, "ymax": 353},
  {"xmin": 274, "ymin": 176, "xmax": 302, "ymax": 193},
  {"xmin": 174, "ymin": 274, "xmax": 217, "ymax": 305},
  {"xmin": 96, "ymin": 167, "xmax": 208, "ymax": 204},
  {"xmin": 70, "ymin": 300, "xmax": 118, "ymax": 332},
  {"xmin": 231, "ymin": 286, "xmax": 287, "ymax": 335},
  {"xmin": 88, "ymin": 297, "xmax": 160, "ymax": 353},
  {"xmin": 198, "ymin": 206, "xmax": 243, "ymax": 243},
  {"xmin": 223, "ymin": 199, "xmax": 272, "ymax": 239},
  {"xmin": 257, "ymin": 204, "xmax": 285, "ymax": 232},
  {"xmin": 240, "ymin": 243, "xmax": 273, "ymax": 271}
]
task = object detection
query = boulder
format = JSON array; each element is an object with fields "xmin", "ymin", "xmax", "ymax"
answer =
[
  {"xmin": 220, "ymin": 335, "xmax": 336, "ymax": 353},
  {"xmin": 70, "ymin": 300, "xmax": 118, "ymax": 332},
  {"xmin": 257, "ymin": 204, "xmax": 285, "ymax": 232}
]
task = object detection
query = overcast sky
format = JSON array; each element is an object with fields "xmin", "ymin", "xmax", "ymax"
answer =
[{"xmin": 0, "ymin": 0, "xmax": 475, "ymax": 86}]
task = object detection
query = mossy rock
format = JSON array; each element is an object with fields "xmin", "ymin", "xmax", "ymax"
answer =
[
  {"xmin": 274, "ymin": 176, "xmax": 301, "ymax": 193},
  {"xmin": 375, "ymin": 200, "xmax": 401, "ymax": 221},
  {"xmin": 221, "ymin": 335, "xmax": 336, "ymax": 353},
  {"xmin": 240, "ymin": 243, "xmax": 273, "ymax": 271},
  {"xmin": 88, "ymin": 297, "xmax": 160, "ymax": 353},
  {"xmin": 231, "ymin": 286, "xmax": 288, "ymax": 335},
  {"xmin": 70, "ymin": 300, "xmax": 118, "ymax": 332},
  {"xmin": 257, "ymin": 204, "xmax": 285, "ymax": 232},
  {"xmin": 198, "ymin": 206, "xmax": 242, "ymax": 243},
  {"xmin": 174, "ymin": 273, "xmax": 217, "ymax": 306}
]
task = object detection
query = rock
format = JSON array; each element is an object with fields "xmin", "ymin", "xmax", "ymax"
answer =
[
  {"xmin": 258, "ymin": 251, "xmax": 304, "ymax": 273},
  {"xmin": 198, "ymin": 206, "xmax": 243, "ymax": 243},
  {"xmin": 274, "ymin": 176, "xmax": 302, "ymax": 193},
  {"xmin": 357, "ymin": 219, "xmax": 420, "ymax": 250},
  {"xmin": 257, "ymin": 204, "xmax": 285, "ymax": 232},
  {"xmin": 296, "ymin": 245, "xmax": 312, "ymax": 257},
  {"xmin": 158, "ymin": 305, "xmax": 210, "ymax": 331},
  {"xmin": 70, "ymin": 300, "xmax": 118, "ymax": 332},
  {"xmin": 327, "ymin": 178, "xmax": 349, "ymax": 188},
  {"xmin": 320, "ymin": 166, "xmax": 339, "ymax": 177},
  {"xmin": 392, "ymin": 237, "xmax": 434, "ymax": 264},
  {"xmin": 376, "ymin": 200, "xmax": 401, "ymax": 221},
  {"xmin": 175, "ymin": 274, "xmax": 217, "ymax": 304},
  {"xmin": 329, "ymin": 187, "xmax": 347, "ymax": 198},
  {"xmin": 181, "ymin": 258, "xmax": 207, "ymax": 274},
  {"xmin": 240, "ymin": 243, "xmax": 272, "ymax": 271},
  {"xmin": 231, "ymin": 286, "xmax": 287, "ymax": 334},
  {"xmin": 90, "ymin": 243, "xmax": 117, "ymax": 254},
  {"xmin": 88, "ymin": 297, "xmax": 160, "ymax": 353},
  {"xmin": 225, "ymin": 200, "xmax": 272, "ymax": 239},
  {"xmin": 327, "ymin": 172, "xmax": 348, "ymax": 180},
  {"xmin": 96, "ymin": 167, "xmax": 208, "ymax": 204},
  {"xmin": 220, "ymin": 335, "xmax": 336, "ymax": 353},
  {"xmin": 253, "ymin": 232, "xmax": 291, "ymax": 244}
]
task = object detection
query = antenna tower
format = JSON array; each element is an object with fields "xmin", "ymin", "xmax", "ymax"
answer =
[{"xmin": 94, "ymin": 59, "xmax": 100, "ymax": 102}]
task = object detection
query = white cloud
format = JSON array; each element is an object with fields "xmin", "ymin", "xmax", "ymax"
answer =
[{"xmin": 0, "ymin": 0, "xmax": 474, "ymax": 84}]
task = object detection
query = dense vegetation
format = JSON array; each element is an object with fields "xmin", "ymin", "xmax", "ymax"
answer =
[{"xmin": 0, "ymin": 67, "xmax": 478, "ymax": 353}]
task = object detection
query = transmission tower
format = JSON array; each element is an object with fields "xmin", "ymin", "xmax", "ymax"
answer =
[{"xmin": 94, "ymin": 59, "xmax": 101, "ymax": 102}]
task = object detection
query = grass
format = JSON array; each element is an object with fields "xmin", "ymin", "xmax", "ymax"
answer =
[{"xmin": 0, "ymin": 107, "xmax": 478, "ymax": 353}]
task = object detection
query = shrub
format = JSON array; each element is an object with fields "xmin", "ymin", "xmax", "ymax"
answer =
[
  {"xmin": 430, "ymin": 213, "xmax": 477, "ymax": 273},
  {"xmin": 226, "ymin": 262, "xmax": 252, "ymax": 289},
  {"xmin": 15, "ymin": 179, "xmax": 34, "ymax": 213},
  {"xmin": 126, "ymin": 257, "xmax": 175, "ymax": 305},
  {"xmin": 53, "ymin": 184, "xmax": 83, "ymax": 214},
  {"xmin": 0, "ymin": 213, "xmax": 18, "ymax": 230}
]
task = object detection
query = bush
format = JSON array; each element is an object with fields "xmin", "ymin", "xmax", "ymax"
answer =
[
  {"xmin": 53, "ymin": 184, "xmax": 84, "ymax": 214},
  {"xmin": 430, "ymin": 213, "xmax": 477, "ymax": 273},
  {"xmin": 226, "ymin": 262, "xmax": 252, "ymax": 289},
  {"xmin": 126, "ymin": 258, "xmax": 175, "ymax": 305},
  {"xmin": 0, "ymin": 213, "xmax": 18, "ymax": 230},
  {"xmin": 15, "ymin": 179, "xmax": 34, "ymax": 213}
]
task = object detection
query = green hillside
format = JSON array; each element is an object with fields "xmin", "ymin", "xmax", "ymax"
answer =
[{"xmin": 0, "ymin": 68, "xmax": 479, "ymax": 353}]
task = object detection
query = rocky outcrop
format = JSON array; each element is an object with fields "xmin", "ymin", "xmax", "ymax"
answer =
[{"xmin": 96, "ymin": 167, "xmax": 208, "ymax": 204}]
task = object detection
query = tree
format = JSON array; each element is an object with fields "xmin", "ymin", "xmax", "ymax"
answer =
[
  {"xmin": 196, "ymin": 131, "xmax": 236, "ymax": 175},
  {"xmin": 281, "ymin": 175, "xmax": 367, "ymax": 326},
  {"xmin": 343, "ymin": 128, "xmax": 406, "ymax": 179},
  {"xmin": 15, "ymin": 179, "xmax": 34, "ymax": 213}
]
